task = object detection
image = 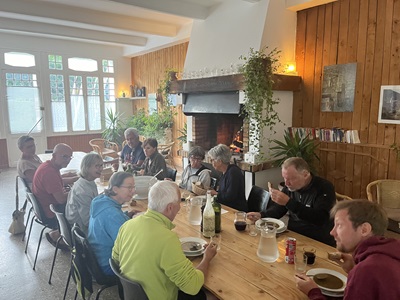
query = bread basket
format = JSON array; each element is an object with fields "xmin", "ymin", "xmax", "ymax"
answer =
[{"xmin": 192, "ymin": 182, "xmax": 209, "ymax": 195}]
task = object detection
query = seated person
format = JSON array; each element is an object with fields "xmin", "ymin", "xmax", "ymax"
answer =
[
  {"xmin": 138, "ymin": 138, "xmax": 167, "ymax": 180},
  {"xmin": 295, "ymin": 200, "xmax": 400, "ymax": 299},
  {"xmin": 179, "ymin": 146, "xmax": 211, "ymax": 192},
  {"xmin": 120, "ymin": 127, "xmax": 145, "ymax": 168},
  {"xmin": 208, "ymin": 144, "xmax": 247, "ymax": 212},
  {"xmin": 65, "ymin": 153, "xmax": 103, "ymax": 235},
  {"xmin": 247, "ymin": 157, "xmax": 336, "ymax": 246},
  {"xmin": 112, "ymin": 181, "xmax": 218, "ymax": 300},
  {"xmin": 17, "ymin": 135, "xmax": 42, "ymax": 189},
  {"xmin": 88, "ymin": 172, "xmax": 134, "ymax": 276},
  {"xmin": 32, "ymin": 143, "xmax": 75, "ymax": 246}
]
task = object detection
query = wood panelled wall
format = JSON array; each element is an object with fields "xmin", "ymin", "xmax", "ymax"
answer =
[
  {"xmin": 294, "ymin": 0, "xmax": 400, "ymax": 198},
  {"xmin": 131, "ymin": 42, "xmax": 189, "ymax": 167}
]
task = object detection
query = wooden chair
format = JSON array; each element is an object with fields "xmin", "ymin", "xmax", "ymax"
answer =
[
  {"xmin": 89, "ymin": 138, "xmax": 119, "ymax": 159},
  {"xmin": 335, "ymin": 192, "xmax": 352, "ymax": 202},
  {"xmin": 367, "ymin": 179, "xmax": 400, "ymax": 233},
  {"xmin": 158, "ymin": 142, "xmax": 175, "ymax": 168}
]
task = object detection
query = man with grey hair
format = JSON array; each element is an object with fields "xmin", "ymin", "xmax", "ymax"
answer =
[
  {"xmin": 179, "ymin": 146, "xmax": 211, "ymax": 192},
  {"xmin": 120, "ymin": 127, "xmax": 145, "ymax": 167},
  {"xmin": 248, "ymin": 157, "xmax": 336, "ymax": 246},
  {"xmin": 113, "ymin": 181, "xmax": 218, "ymax": 300}
]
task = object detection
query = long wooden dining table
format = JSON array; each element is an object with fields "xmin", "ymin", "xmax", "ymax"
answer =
[{"xmin": 127, "ymin": 193, "xmax": 345, "ymax": 300}]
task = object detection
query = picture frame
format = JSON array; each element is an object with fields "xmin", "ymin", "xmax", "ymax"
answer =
[
  {"xmin": 321, "ymin": 63, "xmax": 356, "ymax": 112},
  {"xmin": 378, "ymin": 85, "xmax": 400, "ymax": 124}
]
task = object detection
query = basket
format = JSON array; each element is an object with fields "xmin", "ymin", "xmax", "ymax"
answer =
[{"xmin": 192, "ymin": 182, "xmax": 209, "ymax": 195}]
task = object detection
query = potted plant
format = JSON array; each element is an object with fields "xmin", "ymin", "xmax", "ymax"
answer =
[
  {"xmin": 177, "ymin": 122, "xmax": 187, "ymax": 147},
  {"xmin": 270, "ymin": 130, "xmax": 320, "ymax": 174},
  {"xmin": 239, "ymin": 47, "xmax": 281, "ymax": 158},
  {"xmin": 102, "ymin": 108, "xmax": 125, "ymax": 148}
]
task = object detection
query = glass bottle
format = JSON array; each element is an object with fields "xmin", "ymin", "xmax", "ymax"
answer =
[
  {"xmin": 212, "ymin": 196, "xmax": 221, "ymax": 233},
  {"xmin": 202, "ymin": 190, "xmax": 215, "ymax": 238}
]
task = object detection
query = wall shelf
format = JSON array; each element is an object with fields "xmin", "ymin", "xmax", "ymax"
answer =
[{"xmin": 116, "ymin": 97, "xmax": 146, "ymax": 100}]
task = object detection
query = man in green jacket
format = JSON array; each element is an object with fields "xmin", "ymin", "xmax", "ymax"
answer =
[{"xmin": 112, "ymin": 181, "xmax": 217, "ymax": 300}]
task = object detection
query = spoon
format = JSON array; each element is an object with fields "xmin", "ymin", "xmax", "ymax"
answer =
[{"xmin": 150, "ymin": 169, "xmax": 163, "ymax": 181}]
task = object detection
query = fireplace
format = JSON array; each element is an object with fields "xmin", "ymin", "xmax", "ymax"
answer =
[{"xmin": 191, "ymin": 114, "xmax": 246, "ymax": 152}]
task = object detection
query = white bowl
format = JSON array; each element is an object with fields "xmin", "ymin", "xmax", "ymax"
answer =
[{"xmin": 134, "ymin": 176, "xmax": 157, "ymax": 199}]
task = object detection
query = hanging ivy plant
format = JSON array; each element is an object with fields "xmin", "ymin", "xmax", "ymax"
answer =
[{"xmin": 239, "ymin": 47, "xmax": 282, "ymax": 155}]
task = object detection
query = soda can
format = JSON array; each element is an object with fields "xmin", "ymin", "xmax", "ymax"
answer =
[{"xmin": 285, "ymin": 237, "xmax": 297, "ymax": 264}]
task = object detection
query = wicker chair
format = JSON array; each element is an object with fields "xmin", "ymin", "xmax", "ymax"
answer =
[
  {"xmin": 89, "ymin": 139, "xmax": 119, "ymax": 159},
  {"xmin": 367, "ymin": 179, "xmax": 400, "ymax": 233},
  {"xmin": 158, "ymin": 142, "xmax": 175, "ymax": 168},
  {"xmin": 335, "ymin": 192, "xmax": 352, "ymax": 202}
]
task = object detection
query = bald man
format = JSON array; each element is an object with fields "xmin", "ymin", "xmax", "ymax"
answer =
[{"xmin": 32, "ymin": 143, "xmax": 77, "ymax": 246}]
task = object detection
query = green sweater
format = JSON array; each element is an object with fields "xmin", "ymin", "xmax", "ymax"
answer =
[{"xmin": 112, "ymin": 209, "xmax": 204, "ymax": 300}]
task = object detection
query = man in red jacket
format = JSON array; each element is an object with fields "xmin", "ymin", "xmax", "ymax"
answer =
[{"xmin": 295, "ymin": 199, "xmax": 400, "ymax": 300}]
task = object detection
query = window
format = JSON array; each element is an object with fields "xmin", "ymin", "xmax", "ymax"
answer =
[
  {"xmin": 103, "ymin": 76, "xmax": 116, "ymax": 125},
  {"xmin": 102, "ymin": 59, "xmax": 114, "ymax": 73},
  {"xmin": 5, "ymin": 52, "xmax": 35, "ymax": 67},
  {"xmin": 48, "ymin": 54, "xmax": 115, "ymax": 133},
  {"xmin": 6, "ymin": 73, "xmax": 42, "ymax": 134},
  {"xmin": 50, "ymin": 74, "xmax": 67, "ymax": 132},
  {"xmin": 68, "ymin": 57, "xmax": 97, "ymax": 72}
]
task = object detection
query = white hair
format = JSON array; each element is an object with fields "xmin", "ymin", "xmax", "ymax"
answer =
[{"xmin": 148, "ymin": 181, "xmax": 180, "ymax": 213}]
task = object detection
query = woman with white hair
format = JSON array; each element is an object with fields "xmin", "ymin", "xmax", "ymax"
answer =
[
  {"xmin": 208, "ymin": 144, "xmax": 247, "ymax": 211},
  {"xmin": 65, "ymin": 153, "xmax": 103, "ymax": 234}
]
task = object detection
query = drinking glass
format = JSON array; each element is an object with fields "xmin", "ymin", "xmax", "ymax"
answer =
[
  {"xmin": 211, "ymin": 234, "xmax": 221, "ymax": 250},
  {"xmin": 294, "ymin": 254, "xmax": 308, "ymax": 274},
  {"xmin": 248, "ymin": 223, "xmax": 258, "ymax": 236},
  {"xmin": 234, "ymin": 211, "xmax": 247, "ymax": 231},
  {"xmin": 303, "ymin": 246, "xmax": 316, "ymax": 265}
]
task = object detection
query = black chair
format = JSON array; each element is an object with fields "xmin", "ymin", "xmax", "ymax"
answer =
[
  {"xmin": 109, "ymin": 258, "xmax": 149, "ymax": 300},
  {"xmin": 48, "ymin": 204, "xmax": 72, "ymax": 284},
  {"xmin": 247, "ymin": 185, "xmax": 270, "ymax": 212},
  {"xmin": 16, "ymin": 176, "xmax": 33, "ymax": 241},
  {"xmin": 64, "ymin": 224, "xmax": 119, "ymax": 300},
  {"xmin": 24, "ymin": 192, "xmax": 58, "ymax": 270},
  {"xmin": 166, "ymin": 167, "xmax": 177, "ymax": 182}
]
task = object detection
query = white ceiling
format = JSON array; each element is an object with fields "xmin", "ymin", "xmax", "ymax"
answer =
[{"xmin": 0, "ymin": 0, "xmax": 223, "ymax": 57}]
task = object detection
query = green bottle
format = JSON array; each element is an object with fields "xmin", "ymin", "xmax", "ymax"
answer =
[{"xmin": 212, "ymin": 196, "xmax": 221, "ymax": 233}]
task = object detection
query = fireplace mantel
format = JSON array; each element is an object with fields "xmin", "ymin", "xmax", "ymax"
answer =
[{"xmin": 169, "ymin": 73, "xmax": 302, "ymax": 94}]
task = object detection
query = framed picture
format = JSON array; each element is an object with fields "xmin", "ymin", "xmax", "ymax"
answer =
[
  {"xmin": 378, "ymin": 85, "xmax": 400, "ymax": 124},
  {"xmin": 321, "ymin": 63, "xmax": 357, "ymax": 112}
]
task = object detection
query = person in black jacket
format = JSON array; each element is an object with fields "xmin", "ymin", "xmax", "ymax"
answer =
[
  {"xmin": 208, "ymin": 144, "xmax": 247, "ymax": 212},
  {"xmin": 248, "ymin": 157, "xmax": 336, "ymax": 246}
]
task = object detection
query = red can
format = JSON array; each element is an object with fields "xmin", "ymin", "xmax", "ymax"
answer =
[{"xmin": 285, "ymin": 237, "xmax": 297, "ymax": 264}]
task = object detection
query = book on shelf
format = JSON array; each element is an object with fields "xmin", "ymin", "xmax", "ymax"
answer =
[{"xmin": 288, "ymin": 127, "xmax": 360, "ymax": 144}]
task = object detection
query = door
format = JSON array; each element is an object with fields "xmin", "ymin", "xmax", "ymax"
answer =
[{"xmin": 3, "ymin": 70, "xmax": 47, "ymax": 167}]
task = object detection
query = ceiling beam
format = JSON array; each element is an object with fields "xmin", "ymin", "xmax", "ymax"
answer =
[
  {"xmin": 0, "ymin": 0, "xmax": 179, "ymax": 37},
  {"xmin": 109, "ymin": 0, "xmax": 211, "ymax": 19},
  {"xmin": 0, "ymin": 17, "xmax": 147, "ymax": 46}
]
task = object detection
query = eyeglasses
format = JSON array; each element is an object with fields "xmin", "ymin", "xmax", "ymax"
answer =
[
  {"xmin": 189, "ymin": 156, "xmax": 202, "ymax": 161},
  {"xmin": 120, "ymin": 185, "xmax": 135, "ymax": 191},
  {"xmin": 61, "ymin": 154, "xmax": 73, "ymax": 160}
]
